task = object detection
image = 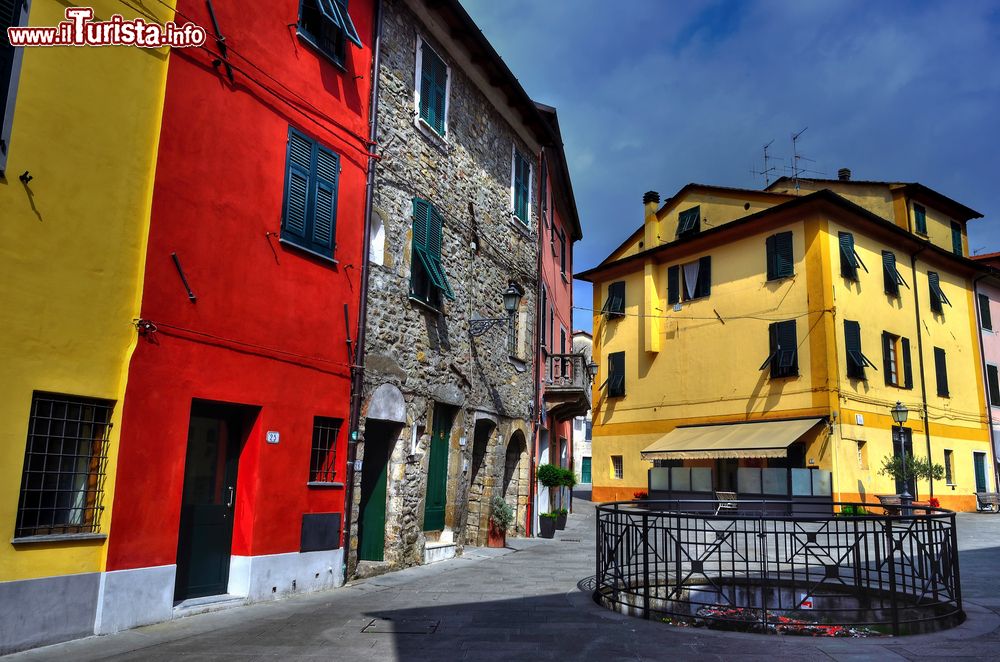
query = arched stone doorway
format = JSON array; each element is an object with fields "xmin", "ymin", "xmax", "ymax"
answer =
[
  {"xmin": 465, "ymin": 418, "xmax": 496, "ymax": 546},
  {"xmin": 357, "ymin": 384, "xmax": 406, "ymax": 565},
  {"xmin": 502, "ymin": 430, "xmax": 529, "ymax": 536}
]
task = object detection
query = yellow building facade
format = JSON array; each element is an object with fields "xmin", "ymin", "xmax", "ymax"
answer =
[
  {"xmin": 0, "ymin": 1, "xmax": 173, "ymax": 653},
  {"xmin": 580, "ymin": 179, "xmax": 993, "ymax": 513}
]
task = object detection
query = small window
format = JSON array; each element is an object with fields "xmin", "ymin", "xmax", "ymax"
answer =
[
  {"xmin": 602, "ymin": 281, "xmax": 625, "ymax": 318},
  {"xmin": 857, "ymin": 440, "xmax": 868, "ymax": 470},
  {"xmin": 309, "ymin": 417, "xmax": 342, "ymax": 484},
  {"xmin": 838, "ymin": 231, "xmax": 867, "ymax": 281},
  {"xmin": 410, "ymin": 198, "xmax": 454, "ymax": 307},
  {"xmin": 979, "ymin": 293, "xmax": 993, "ymax": 331},
  {"xmin": 759, "ymin": 320, "xmax": 798, "ymax": 378},
  {"xmin": 881, "ymin": 251, "xmax": 908, "ymax": 297},
  {"xmin": 282, "ymin": 128, "xmax": 340, "ymax": 260},
  {"xmin": 914, "ymin": 204, "xmax": 927, "ymax": 234},
  {"xmin": 844, "ymin": 320, "xmax": 876, "ymax": 380},
  {"xmin": 928, "ymin": 272, "xmax": 951, "ymax": 314},
  {"xmin": 881, "ymin": 332, "xmax": 913, "ymax": 389},
  {"xmin": 297, "ymin": 0, "xmax": 362, "ymax": 66},
  {"xmin": 507, "ymin": 311, "xmax": 518, "ymax": 357},
  {"xmin": 934, "ymin": 347, "xmax": 949, "ymax": 397},
  {"xmin": 417, "ymin": 38, "xmax": 449, "ymax": 136},
  {"xmin": 667, "ymin": 256, "xmax": 711, "ymax": 304},
  {"xmin": 540, "ymin": 286, "xmax": 548, "ymax": 347},
  {"xmin": 606, "ymin": 351, "xmax": 625, "ymax": 397},
  {"xmin": 611, "ymin": 455, "xmax": 624, "ymax": 480},
  {"xmin": 676, "ymin": 206, "xmax": 701, "ymax": 237},
  {"xmin": 766, "ymin": 231, "xmax": 794, "ymax": 280},
  {"xmin": 15, "ymin": 393, "xmax": 114, "ymax": 538},
  {"xmin": 951, "ymin": 221, "xmax": 963, "ymax": 256},
  {"xmin": 944, "ymin": 449, "xmax": 954, "ymax": 484},
  {"xmin": 369, "ymin": 214, "xmax": 385, "ymax": 266},
  {"xmin": 585, "ymin": 420, "xmax": 592, "ymax": 440},
  {"xmin": 512, "ymin": 148, "xmax": 532, "ymax": 225},
  {"xmin": 558, "ymin": 229, "xmax": 567, "ymax": 275},
  {"xmin": 988, "ymin": 364, "xmax": 1000, "ymax": 407}
]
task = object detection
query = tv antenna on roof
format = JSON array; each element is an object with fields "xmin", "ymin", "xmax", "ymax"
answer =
[
  {"xmin": 788, "ymin": 127, "xmax": 825, "ymax": 192},
  {"xmin": 750, "ymin": 139, "xmax": 780, "ymax": 187}
]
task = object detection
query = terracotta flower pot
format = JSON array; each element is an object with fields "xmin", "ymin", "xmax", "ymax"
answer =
[{"xmin": 487, "ymin": 521, "xmax": 506, "ymax": 548}]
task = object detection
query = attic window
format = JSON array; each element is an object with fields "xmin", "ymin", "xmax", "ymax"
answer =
[{"xmin": 676, "ymin": 206, "xmax": 701, "ymax": 237}]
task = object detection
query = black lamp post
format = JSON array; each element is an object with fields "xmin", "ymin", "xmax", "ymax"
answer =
[
  {"xmin": 890, "ymin": 401, "xmax": 912, "ymax": 509},
  {"xmin": 469, "ymin": 284, "xmax": 523, "ymax": 337}
]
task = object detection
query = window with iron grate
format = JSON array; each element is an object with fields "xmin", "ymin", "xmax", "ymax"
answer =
[
  {"xmin": 309, "ymin": 417, "xmax": 342, "ymax": 484},
  {"xmin": 15, "ymin": 393, "xmax": 114, "ymax": 538}
]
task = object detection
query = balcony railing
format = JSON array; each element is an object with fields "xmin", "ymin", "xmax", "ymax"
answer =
[{"xmin": 543, "ymin": 353, "xmax": 591, "ymax": 418}]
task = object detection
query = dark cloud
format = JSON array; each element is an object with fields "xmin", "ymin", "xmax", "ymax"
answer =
[{"xmin": 461, "ymin": 0, "xmax": 1000, "ymax": 332}]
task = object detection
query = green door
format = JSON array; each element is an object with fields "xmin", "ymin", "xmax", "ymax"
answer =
[
  {"xmin": 358, "ymin": 421, "xmax": 392, "ymax": 562},
  {"xmin": 423, "ymin": 406, "xmax": 452, "ymax": 531},
  {"xmin": 974, "ymin": 452, "xmax": 988, "ymax": 493},
  {"xmin": 175, "ymin": 403, "xmax": 243, "ymax": 601},
  {"xmin": 581, "ymin": 457, "xmax": 592, "ymax": 484}
]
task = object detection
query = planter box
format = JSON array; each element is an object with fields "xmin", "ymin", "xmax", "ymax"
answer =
[
  {"xmin": 538, "ymin": 517, "xmax": 557, "ymax": 538},
  {"xmin": 555, "ymin": 512, "xmax": 567, "ymax": 530}
]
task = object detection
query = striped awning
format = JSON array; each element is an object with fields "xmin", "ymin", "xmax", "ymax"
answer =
[{"xmin": 640, "ymin": 418, "xmax": 823, "ymax": 460}]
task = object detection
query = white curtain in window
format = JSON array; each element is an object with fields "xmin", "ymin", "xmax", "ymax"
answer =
[
  {"xmin": 369, "ymin": 216, "xmax": 385, "ymax": 266},
  {"xmin": 683, "ymin": 261, "xmax": 700, "ymax": 299}
]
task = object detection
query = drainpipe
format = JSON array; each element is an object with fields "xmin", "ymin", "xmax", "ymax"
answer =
[
  {"xmin": 910, "ymin": 244, "xmax": 934, "ymax": 498},
  {"xmin": 972, "ymin": 273, "xmax": 1000, "ymax": 492},
  {"xmin": 343, "ymin": 0, "xmax": 383, "ymax": 581}
]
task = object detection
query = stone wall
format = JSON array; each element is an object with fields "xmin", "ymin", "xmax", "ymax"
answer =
[{"xmin": 350, "ymin": 0, "xmax": 539, "ymax": 576}]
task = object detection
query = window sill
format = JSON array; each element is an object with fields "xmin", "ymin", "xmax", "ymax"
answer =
[
  {"xmin": 296, "ymin": 29, "xmax": 348, "ymax": 73},
  {"xmin": 766, "ymin": 273, "xmax": 796, "ymax": 283},
  {"xmin": 509, "ymin": 356, "xmax": 527, "ymax": 372},
  {"xmin": 307, "ymin": 481, "xmax": 345, "ymax": 489},
  {"xmin": 12, "ymin": 532, "xmax": 107, "ymax": 545},
  {"xmin": 408, "ymin": 295, "xmax": 443, "ymax": 315},
  {"xmin": 413, "ymin": 117, "xmax": 449, "ymax": 150},
  {"xmin": 278, "ymin": 238, "xmax": 339, "ymax": 266},
  {"xmin": 507, "ymin": 214, "xmax": 533, "ymax": 238}
]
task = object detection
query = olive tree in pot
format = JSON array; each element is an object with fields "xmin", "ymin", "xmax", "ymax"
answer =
[
  {"xmin": 536, "ymin": 463, "xmax": 563, "ymax": 537},
  {"xmin": 555, "ymin": 468, "xmax": 577, "ymax": 529},
  {"xmin": 878, "ymin": 453, "xmax": 944, "ymax": 495},
  {"xmin": 488, "ymin": 495, "xmax": 514, "ymax": 548}
]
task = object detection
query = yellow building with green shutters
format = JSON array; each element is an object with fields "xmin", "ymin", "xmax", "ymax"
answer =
[
  {"xmin": 0, "ymin": 1, "xmax": 173, "ymax": 653},
  {"xmin": 577, "ymin": 174, "xmax": 993, "ymax": 512}
]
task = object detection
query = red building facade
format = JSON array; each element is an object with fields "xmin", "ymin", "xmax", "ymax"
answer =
[
  {"xmin": 99, "ymin": 0, "xmax": 374, "ymax": 633},
  {"xmin": 534, "ymin": 103, "xmax": 585, "ymax": 529}
]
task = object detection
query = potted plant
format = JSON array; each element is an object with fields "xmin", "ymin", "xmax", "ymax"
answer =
[
  {"xmin": 878, "ymin": 453, "xmax": 944, "ymax": 495},
  {"xmin": 488, "ymin": 495, "xmax": 514, "ymax": 548},
  {"xmin": 538, "ymin": 511, "xmax": 558, "ymax": 538},
  {"xmin": 554, "ymin": 468, "xmax": 577, "ymax": 529}
]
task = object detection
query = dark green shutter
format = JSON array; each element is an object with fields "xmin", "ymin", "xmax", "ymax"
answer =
[
  {"xmin": 980, "ymin": 293, "xmax": 993, "ymax": 331},
  {"xmin": 773, "ymin": 231, "xmax": 793, "ymax": 278},
  {"xmin": 775, "ymin": 320, "xmax": 797, "ymax": 377},
  {"xmin": 934, "ymin": 347, "xmax": 949, "ymax": 396},
  {"xmin": 988, "ymin": 365, "xmax": 1000, "ymax": 406},
  {"xmin": 667, "ymin": 265, "xmax": 680, "ymax": 304},
  {"xmin": 845, "ymin": 320, "xmax": 864, "ymax": 379},
  {"xmin": 608, "ymin": 352, "xmax": 625, "ymax": 397},
  {"xmin": 951, "ymin": 221, "xmax": 963, "ymax": 256},
  {"xmin": 412, "ymin": 198, "xmax": 430, "ymax": 250},
  {"xmin": 677, "ymin": 206, "xmax": 700, "ymax": 237},
  {"xmin": 914, "ymin": 204, "xmax": 927, "ymax": 234},
  {"xmin": 696, "ymin": 256, "xmax": 711, "ymax": 297},
  {"xmin": 901, "ymin": 337, "xmax": 913, "ymax": 389},
  {"xmin": 928, "ymin": 272, "xmax": 943, "ymax": 312},
  {"xmin": 765, "ymin": 235, "xmax": 776, "ymax": 280},
  {"xmin": 284, "ymin": 130, "xmax": 313, "ymax": 241},
  {"xmin": 882, "ymin": 251, "xmax": 899, "ymax": 296},
  {"xmin": 420, "ymin": 42, "xmax": 446, "ymax": 135},
  {"xmin": 282, "ymin": 128, "xmax": 339, "ymax": 258},
  {"xmin": 312, "ymin": 146, "xmax": 339, "ymax": 252},
  {"xmin": 603, "ymin": 281, "xmax": 625, "ymax": 317},
  {"xmin": 839, "ymin": 232, "xmax": 857, "ymax": 280},
  {"xmin": 882, "ymin": 332, "xmax": 893, "ymax": 386}
]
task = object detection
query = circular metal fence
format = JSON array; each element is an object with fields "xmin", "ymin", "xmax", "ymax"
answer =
[{"xmin": 595, "ymin": 500, "xmax": 963, "ymax": 636}]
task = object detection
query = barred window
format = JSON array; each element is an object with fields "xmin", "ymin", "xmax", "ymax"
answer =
[
  {"xmin": 15, "ymin": 393, "xmax": 113, "ymax": 538},
  {"xmin": 309, "ymin": 417, "xmax": 342, "ymax": 484}
]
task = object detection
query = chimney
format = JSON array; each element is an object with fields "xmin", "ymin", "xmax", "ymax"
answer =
[
  {"xmin": 643, "ymin": 191, "xmax": 660, "ymax": 248},
  {"xmin": 838, "ymin": 168, "xmax": 852, "ymax": 181}
]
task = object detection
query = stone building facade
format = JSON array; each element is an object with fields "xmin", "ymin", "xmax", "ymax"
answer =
[{"xmin": 348, "ymin": 0, "xmax": 556, "ymax": 575}]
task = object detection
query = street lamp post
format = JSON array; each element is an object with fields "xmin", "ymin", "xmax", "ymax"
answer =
[{"xmin": 890, "ymin": 401, "xmax": 912, "ymax": 510}]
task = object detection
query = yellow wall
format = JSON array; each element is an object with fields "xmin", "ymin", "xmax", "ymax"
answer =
[
  {"xmin": 653, "ymin": 190, "xmax": 791, "ymax": 244},
  {"xmin": 0, "ymin": 1, "xmax": 173, "ymax": 581},
  {"xmin": 589, "ymin": 188, "xmax": 991, "ymax": 510},
  {"xmin": 909, "ymin": 197, "xmax": 966, "ymax": 257}
]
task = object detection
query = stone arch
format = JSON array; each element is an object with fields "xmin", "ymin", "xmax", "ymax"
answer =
[
  {"xmin": 464, "ymin": 417, "xmax": 497, "ymax": 546},
  {"xmin": 502, "ymin": 430, "xmax": 529, "ymax": 536}
]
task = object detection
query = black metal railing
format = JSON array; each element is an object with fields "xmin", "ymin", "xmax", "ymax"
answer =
[
  {"xmin": 595, "ymin": 500, "xmax": 963, "ymax": 636},
  {"xmin": 546, "ymin": 353, "xmax": 588, "ymax": 390}
]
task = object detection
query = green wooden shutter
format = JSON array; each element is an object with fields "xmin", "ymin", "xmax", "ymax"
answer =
[
  {"xmin": 980, "ymin": 293, "xmax": 993, "ymax": 331},
  {"xmin": 419, "ymin": 42, "xmax": 446, "ymax": 134},
  {"xmin": 914, "ymin": 204, "xmax": 927, "ymax": 234},
  {"xmin": 882, "ymin": 251, "xmax": 899, "ymax": 296},
  {"xmin": 901, "ymin": 337, "xmax": 913, "ymax": 389},
  {"xmin": 882, "ymin": 332, "xmax": 893, "ymax": 385},
  {"xmin": 667, "ymin": 265, "xmax": 680, "ymax": 304},
  {"xmin": 774, "ymin": 320, "xmax": 797, "ymax": 377},
  {"xmin": 934, "ymin": 347, "xmax": 949, "ymax": 396},
  {"xmin": 951, "ymin": 221, "xmax": 963, "ymax": 256},
  {"xmin": 603, "ymin": 281, "xmax": 625, "ymax": 317},
  {"xmin": 412, "ymin": 198, "xmax": 430, "ymax": 250},
  {"xmin": 845, "ymin": 320, "xmax": 864, "ymax": 379},
  {"xmin": 312, "ymin": 145, "xmax": 339, "ymax": 254},
  {"xmin": 928, "ymin": 272, "xmax": 944, "ymax": 312},
  {"xmin": 988, "ymin": 364, "xmax": 1000, "ymax": 406},
  {"xmin": 608, "ymin": 352, "xmax": 626, "ymax": 397},
  {"xmin": 283, "ymin": 130, "xmax": 313, "ymax": 242},
  {"xmin": 695, "ymin": 256, "xmax": 711, "ymax": 297},
  {"xmin": 765, "ymin": 235, "xmax": 776, "ymax": 280},
  {"xmin": 773, "ymin": 231, "xmax": 793, "ymax": 278},
  {"xmin": 677, "ymin": 206, "xmax": 700, "ymax": 237},
  {"xmin": 839, "ymin": 232, "xmax": 857, "ymax": 280}
]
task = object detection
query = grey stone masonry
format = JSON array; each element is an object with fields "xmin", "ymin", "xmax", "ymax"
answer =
[{"xmin": 351, "ymin": 0, "xmax": 541, "ymax": 577}]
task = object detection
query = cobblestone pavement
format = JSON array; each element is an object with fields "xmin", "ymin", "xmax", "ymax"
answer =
[{"xmin": 7, "ymin": 492, "xmax": 1000, "ymax": 661}]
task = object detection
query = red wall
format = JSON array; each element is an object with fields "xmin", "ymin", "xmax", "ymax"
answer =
[{"xmin": 106, "ymin": 0, "xmax": 374, "ymax": 571}]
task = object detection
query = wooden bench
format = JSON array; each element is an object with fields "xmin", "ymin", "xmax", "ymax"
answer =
[
  {"xmin": 715, "ymin": 491, "xmax": 737, "ymax": 515},
  {"xmin": 976, "ymin": 492, "xmax": 1000, "ymax": 512}
]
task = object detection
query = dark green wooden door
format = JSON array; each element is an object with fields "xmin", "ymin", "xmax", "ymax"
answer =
[
  {"xmin": 358, "ymin": 422, "xmax": 392, "ymax": 562},
  {"xmin": 974, "ymin": 452, "xmax": 988, "ymax": 493},
  {"xmin": 175, "ymin": 403, "xmax": 242, "ymax": 601},
  {"xmin": 581, "ymin": 457, "xmax": 592, "ymax": 484},
  {"xmin": 423, "ymin": 407, "xmax": 451, "ymax": 531}
]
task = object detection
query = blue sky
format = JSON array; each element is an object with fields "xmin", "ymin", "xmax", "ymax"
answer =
[{"xmin": 461, "ymin": 0, "xmax": 1000, "ymax": 333}]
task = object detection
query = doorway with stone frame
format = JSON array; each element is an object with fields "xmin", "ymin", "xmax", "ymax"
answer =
[
  {"xmin": 464, "ymin": 418, "xmax": 497, "ymax": 547},
  {"xmin": 502, "ymin": 430, "xmax": 530, "ymax": 536}
]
